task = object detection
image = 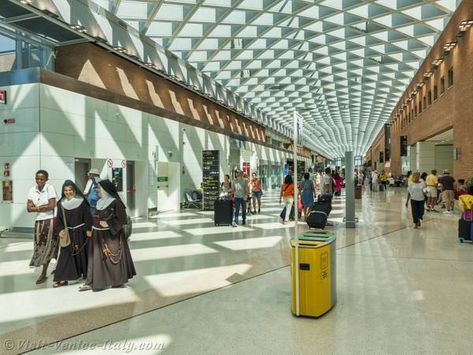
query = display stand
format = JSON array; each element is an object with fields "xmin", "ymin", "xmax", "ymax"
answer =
[{"xmin": 202, "ymin": 150, "xmax": 220, "ymax": 210}]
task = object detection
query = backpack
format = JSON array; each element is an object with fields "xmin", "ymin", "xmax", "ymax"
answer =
[{"xmin": 86, "ymin": 182, "xmax": 99, "ymax": 208}]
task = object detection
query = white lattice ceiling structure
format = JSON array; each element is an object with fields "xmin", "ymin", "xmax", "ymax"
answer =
[{"xmin": 91, "ymin": 0, "xmax": 460, "ymax": 158}]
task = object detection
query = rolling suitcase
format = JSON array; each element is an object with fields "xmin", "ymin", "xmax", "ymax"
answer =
[
  {"xmin": 306, "ymin": 210, "xmax": 328, "ymax": 229},
  {"xmin": 214, "ymin": 199, "xmax": 233, "ymax": 226},
  {"xmin": 312, "ymin": 201, "xmax": 332, "ymax": 217}
]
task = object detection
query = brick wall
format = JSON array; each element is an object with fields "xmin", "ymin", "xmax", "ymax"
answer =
[{"xmin": 378, "ymin": 1, "xmax": 473, "ymax": 180}]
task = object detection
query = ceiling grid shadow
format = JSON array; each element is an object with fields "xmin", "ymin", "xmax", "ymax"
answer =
[{"xmin": 91, "ymin": 0, "xmax": 460, "ymax": 158}]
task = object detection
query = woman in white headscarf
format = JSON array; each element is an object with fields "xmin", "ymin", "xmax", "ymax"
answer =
[
  {"xmin": 53, "ymin": 180, "xmax": 92, "ymax": 287},
  {"xmin": 79, "ymin": 179, "xmax": 136, "ymax": 291}
]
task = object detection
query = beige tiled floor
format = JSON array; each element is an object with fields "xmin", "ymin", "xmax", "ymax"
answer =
[{"xmin": 0, "ymin": 188, "xmax": 466, "ymax": 354}]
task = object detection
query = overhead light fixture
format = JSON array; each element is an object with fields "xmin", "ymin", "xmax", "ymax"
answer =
[
  {"xmin": 443, "ymin": 41, "xmax": 457, "ymax": 52},
  {"xmin": 423, "ymin": 71, "xmax": 433, "ymax": 78},
  {"xmin": 70, "ymin": 24, "xmax": 87, "ymax": 33},
  {"xmin": 114, "ymin": 46, "xmax": 128, "ymax": 53},
  {"xmin": 145, "ymin": 62, "xmax": 158, "ymax": 69},
  {"xmin": 416, "ymin": 82, "xmax": 425, "ymax": 89},
  {"xmin": 459, "ymin": 20, "xmax": 473, "ymax": 33},
  {"xmin": 431, "ymin": 58, "xmax": 444, "ymax": 66},
  {"xmin": 20, "ymin": 0, "xmax": 32, "ymax": 4}
]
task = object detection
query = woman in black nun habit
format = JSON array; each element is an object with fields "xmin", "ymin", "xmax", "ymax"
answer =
[
  {"xmin": 79, "ymin": 179, "xmax": 136, "ymax": 291},
  {"xmin": 53, "ymin": 180, "xmax": 92, "ymax": 287}
]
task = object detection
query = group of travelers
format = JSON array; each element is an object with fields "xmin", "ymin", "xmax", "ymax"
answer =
[
  {"xmin": 361, "ymin": 169, "xmax": 391, "ymax": 192},
  {"xmin": 220, "ymin": 171, "xmax": 263, "ymax": 227},
  {"xmin": 279, "ymin": 167, "xmax": 342, "ymax": 224},
  {"xmin": 27, "ymin": 169, "xmax": 136, "ymax": 290},
  {"xmin": 405, "ymin": 169, "xmax": 463, "ymax": 228}
]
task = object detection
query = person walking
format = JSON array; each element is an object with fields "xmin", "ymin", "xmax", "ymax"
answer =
[
  {"xmin": 280, "ymin": 175, "xmax": 295, "ymax": 224},
  {"xmin": 300, "ymin": 172, "xmax": 315, "ymax": 221},
  {"xmin": 371, "ymin": 170, "xmax": 379, "ymax": 192},
  {"xmin": 79, "ymin": 179, "xmax": 136, "ymax": 291},
  {"xmin": 232, "ymin": 170, "xmax": 249, "ymax": 227},
  {"xmin": 220, "ymin": 174, "xmax": 233, "ymax": 199},
  {"xmin": 84, "ymin": 168, "xmax": 101, "ymax": 216},
  {"xmin": 425, "ymin": 169, "xmax": 438, "ymax": 211},
  {"xmin": 439, "ymin": 169, "xmax": 455, "ymax": 213},
  {"xmin": 250, "ymin": 172, "xmax": 263, "ymax": 214},
  {"xmin": 406, "ymin": 172, "xmax": 426, "ymax": 228},
  {"xmin": 27, "ymin": 170, "xmax": 58, "ymax": 284},
  {"xmin": 53, "ymin": 180, "xmax": 92, "ymax": 287}
]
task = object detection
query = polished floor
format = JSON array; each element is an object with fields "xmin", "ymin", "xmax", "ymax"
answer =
[{"xmin": 0, "ymin": 188, "xmax": 469, "ymax": 354}]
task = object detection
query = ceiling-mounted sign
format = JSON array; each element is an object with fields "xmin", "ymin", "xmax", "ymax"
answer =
[{"xmin": 0, "ymin": 90, "xmax": 6, "ymax": 105}]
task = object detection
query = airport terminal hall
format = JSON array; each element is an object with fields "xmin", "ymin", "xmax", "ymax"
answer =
[{"xmin": 2, "ymin": 0, "xmax": 473, "ymax": 354}]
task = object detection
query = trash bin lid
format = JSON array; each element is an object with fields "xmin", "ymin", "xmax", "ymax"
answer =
[{"xmin": 298, "ymin": 232, "xmax": 335, "ymax": 243}]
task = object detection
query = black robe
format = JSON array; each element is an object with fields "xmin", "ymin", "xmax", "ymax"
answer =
[
  {"xmin": 87, "ymin": 199, "xmax": 136, "ymax": 290},
  {"xmin": 54, "ymin": 199, "xmax": 92, "ymax": 281}
]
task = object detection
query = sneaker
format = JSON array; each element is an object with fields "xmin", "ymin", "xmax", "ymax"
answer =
[
  {"xmin": 258, "ymin": 209, "xmax": 261, "ymax": 214},
  {"xmin": 232, "ymin": 222, "xmax": 237, "ymax": 227},
  {"xmin": 242, "ymin": 221, "xmax": 246, "ymax": 225}
]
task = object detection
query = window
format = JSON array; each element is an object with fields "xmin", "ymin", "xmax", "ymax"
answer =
[
  {"xmin": 433, "ymin": 85, "xmax": 438, "ymax": 100},
  {"xmin": 423, "ymin": 96, "xmax": 427, "ymax": 109},
  {"xmin": 419, "ymin": 99, "xmax": 422, "ymax": 112},
  {"xmin": 428, "ymin": 91, "xmax": 432, "ymax": 105},
  {"xmin": 440, "ymin": 77, "xmax": 445, "ymax": 94},
  {"xmin": 448, "ymin": 67, "xmax": 454, "ymax": 87}
]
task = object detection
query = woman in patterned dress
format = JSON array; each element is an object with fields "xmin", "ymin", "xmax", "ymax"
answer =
[{"xmin": 27, "ymin": 170, "xmax": 58, "ymax": 284}]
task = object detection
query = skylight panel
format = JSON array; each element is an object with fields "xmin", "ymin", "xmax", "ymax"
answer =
[{"xmin": 156, "ymin": 4, "xmax": 185, "ymax": 21}]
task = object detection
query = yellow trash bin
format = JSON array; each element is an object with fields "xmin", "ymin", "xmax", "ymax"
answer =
[{"xmin": 291, "ymin": 234, "xmax": 336, "ymax": 317}]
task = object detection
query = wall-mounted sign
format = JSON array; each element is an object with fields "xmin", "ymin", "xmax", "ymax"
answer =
[
  {"xmin": 0, "ymin": 90, "xmax": 6, "ymax": 105},
  {"xmin": 107, "ymin": 159, "xmax": 113, "ymax": 168},
  {"xmin": 112, "ymin": 168, "xmax": 123, "ymax": 192},
  {"xmin": 3, "ymin": 118, "xmax": 15, "ymax": 124},
  {"xmin": 202, "ymin": 150, "xmax": 219, "ymax": 210},
  {"xmin": 400, "ymin": 136, "xmax": 408, "ymax": 157}
]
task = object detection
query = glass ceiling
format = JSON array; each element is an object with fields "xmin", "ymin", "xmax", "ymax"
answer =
[{"xmin": 91, "ymin": 0, "xmax": 460, "ymax": 158}]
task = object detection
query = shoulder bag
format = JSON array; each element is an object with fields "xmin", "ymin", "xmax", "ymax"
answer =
[{"xmin": 59, "ymin": 205, "xmax": 71, "ymax": 248}]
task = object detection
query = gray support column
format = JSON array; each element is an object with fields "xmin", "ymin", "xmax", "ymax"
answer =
[{"xmin": 345, "ymin": 151, "xmax": 356, "ymax": 228}]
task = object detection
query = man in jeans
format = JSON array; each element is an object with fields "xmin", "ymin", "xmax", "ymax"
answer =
[
  {"xmin": 233, "ymin": 170, "xmax": 249, "ymax": 227},
  {"xmin": 438, "ymin": 169, "xmax": 455, "ymax": 213}
]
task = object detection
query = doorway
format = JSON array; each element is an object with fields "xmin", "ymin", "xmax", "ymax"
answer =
[
  {"xmin": 126, "ymin": 161, "xmax": 136, "ymax": 215},
  {"xmin": 74, "ymin": 158, "xmax": 90, "ymax": 192},
  {"xmin": 156, "ymin": 161, "xmax": 180, "ymax": 212}
]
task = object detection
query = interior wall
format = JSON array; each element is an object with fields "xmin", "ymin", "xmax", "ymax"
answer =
[{"xmin": 0, "ymin": 82, "xmax": 299, "ymax": 229}]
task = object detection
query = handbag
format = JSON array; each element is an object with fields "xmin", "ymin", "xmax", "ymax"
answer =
[
  {"xmin": 59, "ymin": 205, "xmax": 71, "ymax": 248},
  {"xmin": 124, "ymin": 215, "xmax": 132, "ymax": 239}
]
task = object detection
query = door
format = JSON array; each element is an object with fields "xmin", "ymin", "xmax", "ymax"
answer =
[
  {"xmin": 157, "ymin": 161, "xmax": 180, "ymax": 212},
  {"xmin": 157, "ymin": 162, "xmax": 170, "ymax": 213},
  {"xmin": 126, "ymin": 161, "xmax": 136, "ymax": 215},
  {"xmin": 74, "ymin": 158, "xmax": 90, "ymax": 192}
]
